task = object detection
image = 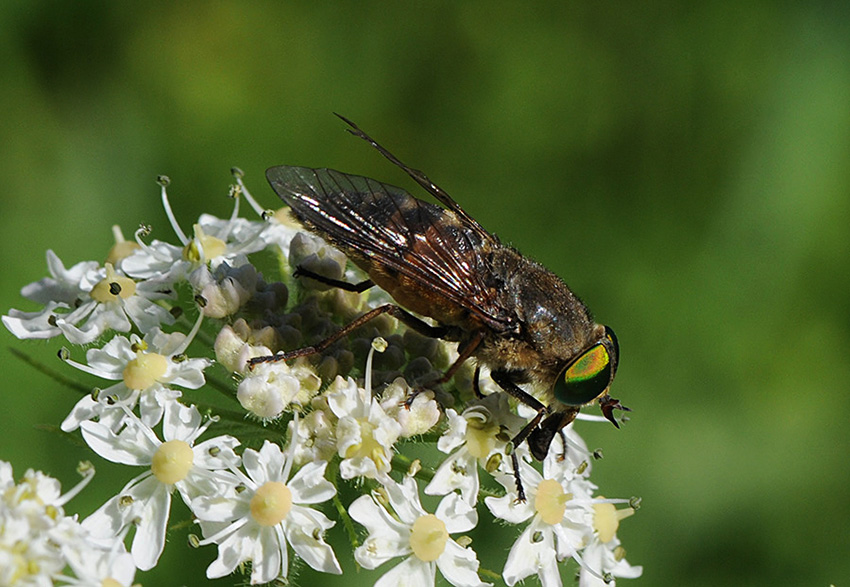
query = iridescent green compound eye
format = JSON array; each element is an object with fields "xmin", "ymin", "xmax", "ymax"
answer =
[{"xmin": 553, "ymin": 340, "xmax": 614, "ymax": 407}]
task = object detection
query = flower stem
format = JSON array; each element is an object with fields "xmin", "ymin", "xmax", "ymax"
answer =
[
  {"xmin": 10, "ymin": 348, "xmax": 91, "ymax": 395},
  {"xmin": 333, "ymin": 493, "xmax": 360, "ymax": 552}
]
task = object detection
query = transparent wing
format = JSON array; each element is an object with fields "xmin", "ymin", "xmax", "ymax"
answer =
[{"xmin": 267, "ymin": 165, "xmax": 512, "ymax": 330}]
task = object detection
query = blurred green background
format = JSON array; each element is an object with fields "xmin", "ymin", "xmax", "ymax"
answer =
[{"xmin": 2, "ymin": 2, "xmax": 849, "ymax": 585}]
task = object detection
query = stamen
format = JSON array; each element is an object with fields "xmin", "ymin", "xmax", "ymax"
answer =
[
  {"xmin": 365, "ymin": 337, "xmax": 387, "ymax": 396},
  {"xmin": 159, "ymin": 176, "xmax": 189, "ymax": 244},
  {"xmin": 233, "ymin": 171, "xmax": 268, "ymax": 218},
  {"xmin": 59, "ymin": 351, "xmax": 122, "ymax": 381},
  {"xmin": 282, "ymin": 413, "xmax": 299, "ymax": 482},
  {"xmin": 171, "ymin": 310, "xmax": 205, "ymax": 356},
  {"xmin": 53, "ymin": 460, "xmax": 96, "ymax": 507},
  {"xmin": 571, "ymin": 550, "xmax": 607, "ymax": 583},
  {"xmin": 219, "ymin": 186, "xmax": 241, "ymax": 242},
  {"xmin": 133, "ymin": 225, "xmax": 168, "ymax": 261}
]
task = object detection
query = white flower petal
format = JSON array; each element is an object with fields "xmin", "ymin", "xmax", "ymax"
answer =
[
  {"xmin": 27, "ymin": 251, "xmax": 95, "ymax": 304},
  {"xmin": 339, "ymin": 456, "xmax": 380, "ymax": 480},
  {"xmin": 287, "ymin": 461, "xmax": 335, "ymax": 504},
  {"xmin": 335, "ymin": 415, "xmax": 361, "ymax": 455},
  {"xmin": 162, "ymin": 400, "xmax": 202, "ymax": 443},
  {"xmin": 59, "ymin": 301, "xmax": 130, "ymax": 344},
  {"xmin": 82, "ymin": 494, "xmax": 128, "ymax": 539},
  {"xmin": 326, "ymin": 376, "xmax": 362, "ymax": 418},
  {"xmin": 285, "ymin": 507, "xmax": 341, "ymax": 574},
  {"xmin": 205, "ymin": 528, "xmax": 250, "ymax": 579},
  {"xmin": 350, "ymin": 495, "xmax": 410, "ymax": 569},
  {"xmin": 2, "ymin": 303, "xmax": 64, "ymax": 339},
  {"xmin": 484, "ymin": 493, "xmax": 534, "ymax": 525},
  {"xmin": 195, "ymin": 497, "xmax": 245, "ymax": 524},
  {"xmin": 384, "ymin": 476, "xmax": 426, "ymax": 524},
  {"xmin": 435, "ymin": 492, "xmax": 478, "ymax": 535},
  {"xmin": 255, "ymin": 440, "xmax": 288, "ymax": 481},
  {"xmin": 122, "ymin": 295, "xmax": 175, "ymax": 333},
  {"xmin": 551, "ymin": 521, "xmax": 584, "ymax": 560},
  {"xmin": 251, "ymin": 525, "xmax": 286, "ymax": 584},
  {"xmin": 80, "ymin": 420, "xmax": 155, "ymax": 466},
  {"xmin": 138, "ymin": 386, "xmax": 181, "ymax": 427},
  {"xmin": 121, "ymin": 240, "xmax": 184, "ymax": 280},
  {"xmin": 374, "ymin": 555, "xmax": 435, "ymax": 587},
  {"xmin": 424, "ymin": 450, "xmax": 479, "ymax": 505},
  {"xmin": 369, "ymin": 402, "xmax": 402, "ymax": 445},
  {"xmin": 437, "ymin": 540, "xmax": 490, "ymax": 587},
  {"xmin": 436, "ymin": 408, "xmax": 467, "ymax": 453},
  {"xmin": 86, "ymin": 336, "xmax": 135, "ymax": 373},
  {"xmin": 167, "ymin": 359, "xmax": 211, "ymax": 389},
  {"xmin": 192, "ymin": 436, "xmax": 241, "ymax": 470},
  {"xmin": 60, "ymin": 394, "xmax": 102, "ymax": 432},
  {"xmin": 502, "ymin": 523, "xmax": 559, "ymax": 587},
  {"xmin": 241, "ymin": 445, "xmax": 270, "ymax": 486},
  {"xmin": 130, "ymin": 480, "xmax": 171, "ymax": 570},
  {"xmin": 579, "ymin": 539, "xmax": 643, "ymax": 586}
]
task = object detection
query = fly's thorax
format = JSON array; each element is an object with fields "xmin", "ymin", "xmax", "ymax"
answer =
[{"xmin": 492, "ymin": 252, "xmax": 597, "ymax": 362}]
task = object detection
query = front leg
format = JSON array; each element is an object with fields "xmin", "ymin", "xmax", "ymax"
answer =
[
  {"xmin": 527, "ymin": 410, "xmax": 579, "ymax": 461},
  {"xmin": 490, "ymin": 369, "xmax": 549, "ymax": 502}
]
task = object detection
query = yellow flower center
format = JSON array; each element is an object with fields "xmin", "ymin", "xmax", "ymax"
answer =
[
  {"xmin": 593, "ymin": 500, "xmax": 635, "ymax": 543},
  {"xmin": 344, "ymin": 421, "xmax": 390, "ymax": 472},
  {"xmin": 250, "ymin": 481, "xmax": 293, "ymax": 526},
  {"xmin": 90, "ymin": 264, "xmax": 136, "ymax": 302},
  {"xmin": 464, "ymin": 419, "xmax": 498, "ymax": 459},
  {"xmin": 106, "ymin": 240, "xmax": 141, "ymax": 266},
  {"xmin": 101, "ymin": 578, "xmax": 123, "ymax": 587},
  {"xmin": 534, "ymin": 479, "xmax": 571, "ymax": 525},
  {"xmin": 123, "ymin": 352, "xmax": 168, "ymax": 390},
  {"xmin": 183, "ymin": 225, "xmax": 226, "ymax": 263},
  {"xmin": 409, "ymin": 513, "xmax": 448, "ymax": 562},
  {"xmin": 151, "ymin": 440, "xmax": 194, "ymax": 484}
]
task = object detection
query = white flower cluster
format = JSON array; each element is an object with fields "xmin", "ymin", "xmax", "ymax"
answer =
[
  {"xmin": 2, "ymin": 172, "xmax": 642, "ymax": 586},
  {"xmin": 0, "ymin": 460, "xmax": 137, "ymax": 586}
]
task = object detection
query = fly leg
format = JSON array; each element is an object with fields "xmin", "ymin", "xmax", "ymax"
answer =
[
  {"xmin": 471, "ymin": 365, "xmax": 483, "ymax": 399},
  {"xmin": 250, "ymin": 264, "xmax": 449, "ymax": 368},
  {"xmin": 556, "ymin": 429, "xmax": 568, "ymax": 461},
  {"xmin": 402, "ymin": 330, "xmax": 485, "ymax": 408},
  {"xmin": 248, "ymin": 304, "xmax": 449, "ymax": 367},
  {"xmin": 292, "ymin": 265, "xmax": 374, "ymax": 292},
  {"xmin": 529, "ymin": 410, "xmax": 579, "ymax": 461},
  {"xmin": 490, "ymin": 369, "xmax": 550, "ymax": 502}
]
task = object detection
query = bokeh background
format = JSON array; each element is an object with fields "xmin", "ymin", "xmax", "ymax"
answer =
[{"xmin": 2, "ymin": 2, "xmax": 849, "ymax": 586}]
